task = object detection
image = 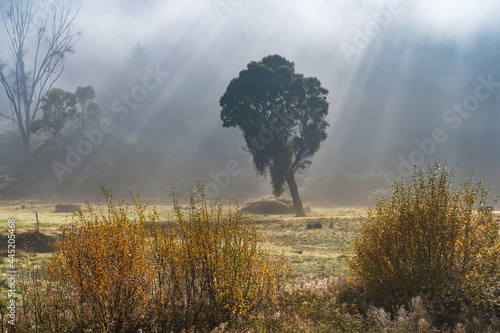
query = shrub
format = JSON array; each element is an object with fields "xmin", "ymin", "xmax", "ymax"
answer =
[
  {"xmin": 18, "ymin": 256, "xmax": 79, "ymax": 332},
  {"xmin": 347, "ymin": 160, "xmax": 500, "ymax": 317},
  {"xmin": 46, "ymin": 189, "xmax": 156, "ymax": 332},
  {"xmin": 150, "ymin": 185, "xmax": 289, "ymax": 330},
  {"xmin": 44, "ymin": 185, "xmax": 288, "ymax": 332}
]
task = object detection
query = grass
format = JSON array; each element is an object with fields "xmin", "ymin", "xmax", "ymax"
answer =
[
  {"xmin": 0, "ymin": 201, "xmax": 364, "ymax": 284},
  {"xmin": 0, "ymin": 201, "xmax": 365, "ymax": 329},
  {"xmin": 246, "ymin": 206, "xmax": 366, "ymax": 220},
  {"xmin": 259, "ymin": 217, "xmax": 363, "ymax": 280},
  {"xmin": 0, "ymin": 201, "xmax": 76, "ymax": 229},
  {"xmin": 0, "ymin": 197, "xmax": 365, "ymax": 230},
  {"xmin": 0, "ymin": 201, "xmax": 498, "ymax": 332},
  {"xmin": 0, "ymin": 201, "xmax": 179, "ymax": 229},
  {"xmin": 308, "ymin": 206, "xmax": 366, "ymax": 217}
]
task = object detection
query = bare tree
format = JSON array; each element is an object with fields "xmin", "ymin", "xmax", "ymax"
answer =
[{"xmin": 0, "ymin": 0, "xmax": 80, "ymax": 159}]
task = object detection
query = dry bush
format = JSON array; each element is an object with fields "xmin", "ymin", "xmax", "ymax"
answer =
[
  {"xmin": 369, "ymin": 296, "xmax": 439, "ymax": 333},
  {"xmin": 347, "ymin": 160, "xmax": 500, "ymax": 320},
  {"xmin": 39, "ymin": 185, "xmax": 288, "ymax": 332},
  {"xmin": 46, "ymin": 189, "xmax": 156, "ymax": 332},
  {"xmin": 223, "ymin": 277, "xmax": 369, "ymax": 333},
  {"xmin": 149, "ymin": 185, "xmax": 289, "ymax": 331},
  {"xmin": 17, "ymin": 257, "xmax": 79, "ymax": 332}
]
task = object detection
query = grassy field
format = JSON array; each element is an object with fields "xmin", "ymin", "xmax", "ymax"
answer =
[
  {"xmin": 0, "ymin": 200, "xmax": 76, "ymax": 228},
  {"xmin": 0, "ymin": 200, "xmax": 365, "ymax": 283},
  {"xmin": 257, "ymin": 216, "xmax": 363, "ymax": 280},
  {"xmin": 1, "ymin": 200, "xmax": 499, "ymax": 332}
]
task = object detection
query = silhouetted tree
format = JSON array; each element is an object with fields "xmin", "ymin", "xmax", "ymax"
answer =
[
  {"xmin": 75, "ymin": 85, "xmax": 102, "ymax": 134},
  {"xmin": 220, "ymin": 55, "xmax": 329, "ymax": 217},
  {"xmin": 0, "ymin": 0, "xmax": 80, "ymax": 159},
  {"xmin": 31, "ymin": 86, "xmax": 101, "ymax": 150},
  {"xmin": 31, "ymin": 88, "xmax": 77, "ymax": 147}
]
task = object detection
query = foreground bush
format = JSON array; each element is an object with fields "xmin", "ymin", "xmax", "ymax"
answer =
[
  {"xmin": 46, "ymin": 189, "xmax": 155, "ymax": 332},
  {"xmin": 150, "ymin": 186, "xmax": 289, "ymax": 330},
  {"xmin": 219, "ymin": 276, "xmax": 500, "ymax": 332},
  {"xmin": 347, "ymin": 161, "xmax": 500, "ymax": 322},
  {"xmin": 39, "ymin": 185, "xmax": 288, "ymax": 332}
]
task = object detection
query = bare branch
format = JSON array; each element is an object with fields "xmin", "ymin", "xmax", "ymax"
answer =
[{"xmin": 0, "ymin": 0, "xmax": 80, "ymax": 159}]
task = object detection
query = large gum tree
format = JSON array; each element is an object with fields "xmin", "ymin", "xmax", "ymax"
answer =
[
  {"xmin": 0, "ymin": 0, "xmax": 80, "ymax": 159},
  {"xmin": 220, "ymin": 55, "xmax": 329, "ymax": 217}
]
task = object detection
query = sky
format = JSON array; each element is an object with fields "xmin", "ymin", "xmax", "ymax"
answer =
[{"xmin": 1, "ymin": 0, "xmax": 500, "ymax": 205}]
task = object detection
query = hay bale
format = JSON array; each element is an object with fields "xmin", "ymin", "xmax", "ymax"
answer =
[
  {"xmin": 241, "ymin": 198, "xmax": 295, "ymax": 215},
  {"xmin": 55, "ymin": 204, "xmax": 79, "ymax": 213}
]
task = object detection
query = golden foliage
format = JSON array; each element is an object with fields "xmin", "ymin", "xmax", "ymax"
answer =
[
  {"xmin": 42, "ymin": 185, "xmax": 288, "ymax": 331},
  {"xmin": 150, "ymin": 185, "xmax": 289, "ymax": 330},
  {"xmin": 347, "ymin": 160, "xmax": 500, "ymax": 313},
  {"xmin": 46, "ymin": 188, "xmax": 155, "ymax": 332}
]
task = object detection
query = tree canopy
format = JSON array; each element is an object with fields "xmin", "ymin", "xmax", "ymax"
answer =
[
  {"xmin": 74, "ymin": 85, "xmax": 102, "ymax": 133},
  {"xmin": 31, "ymin": 88, "xmax": 77, "ymax": 145},
  {"xmin": 31, "ymin": 86, "xmax": 101, "ymax": 152},
  {"xmin": 220, "ymin": 54, "xmax": 329, "ymax": 216}
]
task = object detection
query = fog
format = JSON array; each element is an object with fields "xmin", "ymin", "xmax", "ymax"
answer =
[{"xmin": 1, "ymin": 0, "xmax": 500, "ymax": 206}]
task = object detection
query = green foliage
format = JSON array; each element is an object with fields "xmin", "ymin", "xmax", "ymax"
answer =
[
  {"xmin": 220, "ymin": 54, "xmax": 329, "ymax": 216},
  {"xmin": 347, "ymin": 160, "xmax": 500, "ymax": 317},
  {"xmin": 33, "ymin": 137, "xmax": 60, "ymax": 156},
  {"xmin": 31, "ymin": 86, "xmax": 102, "ymax": 151},
  {"xmin": 74, "ymin": 85, "xmax": 102, "ymax": 131},
  {"xmin": 31, "ymin": 88, "xmax": 77, "ymax": 145}
]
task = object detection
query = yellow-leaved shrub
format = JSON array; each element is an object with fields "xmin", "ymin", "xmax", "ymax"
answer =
[
  {"xmin": 347, "ymin": 161, "xmax": 500, "ymax": 316},
  {"xmin": 44, "ymin": 185, "xmax": 288, "ymax": 332},
  {"xmin": 46, "ymin": 189, "xmax": 156, "ymax": 332},
  {"xmin": 150, "ymin": 185, "xmax": 289, "ymax": 330}
]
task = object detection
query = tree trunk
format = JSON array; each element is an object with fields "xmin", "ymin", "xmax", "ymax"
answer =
[
  {"xmin": 286, "ymin": 173, "xmax": 306, "ymax": 217},
  {"xmin": 22, "ymin": 131, "xmax": 31, "ymax": 160}
]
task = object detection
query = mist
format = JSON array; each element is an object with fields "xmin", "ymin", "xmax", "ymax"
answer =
[{"xmin": 1, "ymin": 0, "xmax": 500, "ymax": 206}]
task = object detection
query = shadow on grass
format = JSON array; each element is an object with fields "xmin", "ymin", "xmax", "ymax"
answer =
[{"xmin": 0, "ymin": 231, "xmax": 56, "ymax": 253}]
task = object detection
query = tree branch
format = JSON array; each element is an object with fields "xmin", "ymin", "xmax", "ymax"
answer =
[{"xmin": 0, "ymin": 0, "xmax": 81, "ymax": 158}]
